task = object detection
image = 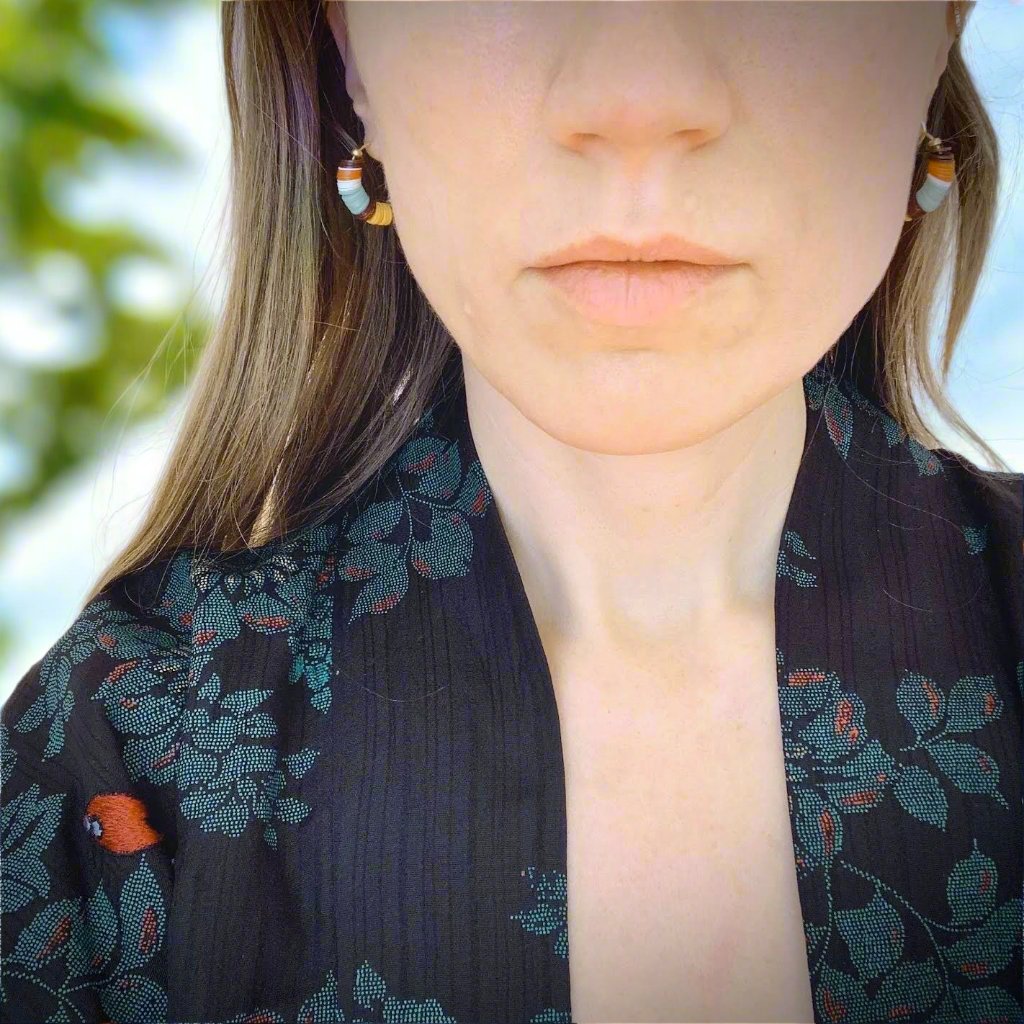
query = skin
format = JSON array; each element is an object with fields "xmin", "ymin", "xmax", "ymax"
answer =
[
  {"xmin": 326, "ymin": 6, "xmax": 959, "ymax": 1017},
  {"xmin": 326, "ymin": 0, "xmax": 956, "ymax": 653}
]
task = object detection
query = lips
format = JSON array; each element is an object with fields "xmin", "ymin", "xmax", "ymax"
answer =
[{"xmin": 535, "ymin": 259, "xmax": 735, "ymax": 327}]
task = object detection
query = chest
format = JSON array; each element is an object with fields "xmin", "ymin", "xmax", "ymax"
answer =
[{"xmin": 544, "ymin": 623, "xmax": 817, "ymax": 1023}]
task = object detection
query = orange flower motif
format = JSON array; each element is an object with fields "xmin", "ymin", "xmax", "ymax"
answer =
[{"xmin": 82, "ymin": 792, "xmax": 163, "ymax": 855}]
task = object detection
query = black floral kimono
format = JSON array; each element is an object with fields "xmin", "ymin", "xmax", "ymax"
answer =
[{"xmin": 2, "ymin": 329, "xmax": 1022, "ymax": 1024}]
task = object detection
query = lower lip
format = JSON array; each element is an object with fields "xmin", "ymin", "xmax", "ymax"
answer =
[{"xmin": 534, "ymin": 260, "xmax": 735, "ymax": 326}]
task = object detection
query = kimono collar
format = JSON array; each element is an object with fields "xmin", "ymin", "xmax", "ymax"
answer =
[{"xmin": 333, "ymin": 327, "xmax": 1019, "ymax": 1022}]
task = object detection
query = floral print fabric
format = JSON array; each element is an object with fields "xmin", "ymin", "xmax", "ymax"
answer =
[{"xmin": 1, "ymin": 335, "xmax": 1021, "ymax": 1023}]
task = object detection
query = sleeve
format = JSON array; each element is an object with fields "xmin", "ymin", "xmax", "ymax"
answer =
[{"xmin": 0, "ymin": 551, "xmax": 196, "ymax": 1024}]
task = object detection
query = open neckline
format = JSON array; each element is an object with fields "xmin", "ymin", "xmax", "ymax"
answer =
[{"xmin": 422, "ymin": 344, "xmax": 835, "ymax": 1019}]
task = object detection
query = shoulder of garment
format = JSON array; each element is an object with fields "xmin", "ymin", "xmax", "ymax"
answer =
[
  {"xmin": 0, "ymin": 395, "xmax": 481, "ymax": 1020},
  {"xmin": 1, "ymin": 544, "xmax": 200, "ymax": 1021},
  {"xmin": 0, "ymin": 504, "xmax": 349, "ymax": 1022},
  {"xmin": 0, "ymin": 518, "xmax": 348, "ymax": 1020}
]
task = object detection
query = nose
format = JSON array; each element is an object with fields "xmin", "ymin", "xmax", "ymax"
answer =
[{"xmin": 540, "ymin": 3, "xmax": 732, "ymax": 173}]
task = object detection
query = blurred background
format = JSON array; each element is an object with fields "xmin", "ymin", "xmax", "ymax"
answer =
[{"xmin": 1, "ymin": 0, "xmax": 1022, "ymax": 706}]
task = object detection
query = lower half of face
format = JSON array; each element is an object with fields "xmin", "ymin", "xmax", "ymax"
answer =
[{"xmin": 347, "ymin": 1, "xmax": 949, "ymax": 453}]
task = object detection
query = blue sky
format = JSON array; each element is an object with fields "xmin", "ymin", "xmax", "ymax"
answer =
[{"xmin": 1, "ymin": 0, "xmax": 1022, "ymax": 703}]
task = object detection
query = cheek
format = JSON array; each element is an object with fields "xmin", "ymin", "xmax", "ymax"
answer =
[
  {"xmin": 750, "ymin": 96, "xmax": 918, "ymax": 368},
  {"xmin": 378, "ymin": 5, "xmax": 936, "ymax": 458}
]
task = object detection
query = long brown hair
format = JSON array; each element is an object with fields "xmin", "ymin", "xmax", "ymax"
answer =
[{"xmin": 83, "ymin": 0, "xmax": 1009, "ymax": 607}]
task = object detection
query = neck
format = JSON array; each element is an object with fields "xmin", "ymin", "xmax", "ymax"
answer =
[{"xmin": 462, "ymin": 358, "xmax": 809, "ymax": 653}]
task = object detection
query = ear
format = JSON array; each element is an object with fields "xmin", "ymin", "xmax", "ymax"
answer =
[
  {"xmin": 324, "ymin": 1, "xmax": 349, "ymax": 65},
  {"xmin": 938, "ymin": 0, "xmax": 960, "ymax": 72},
  {"xmin": 325, "ymin": 2, "xmax": 373, "ymax": 130}
]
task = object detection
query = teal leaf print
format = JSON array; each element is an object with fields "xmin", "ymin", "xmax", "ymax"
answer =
[
  {"xmin": 804, "ymin": 364, "xmax": 853, "ymax": 459},
  {"xmin": 116, "ymin": 856, "xmax": 165, "ymax": 974},
  {"xmin": 84, "ymin": 883, "xmax": 118, "ymax": 969},
  {"xmin": 778, "ymin": 653, "xmax": 1003, "ymax": 887},
  {"xmin": 0, "ymin": 721, "xmax": 13, "ymax": 789},
  {"xmin": 871, "ymin": 959, "xmax": 943, "ymax": 1021},
  {"xmin": 212, "ymin": 961, "xmax": 464, "ymax": 1024},
  {"xmin": 906, "ymin": 436, "xmax": 944, "ymax": 476},
  {"xmin": 815, "ymin": 964, "xmax": 871, "ymax": 1022},
  {"xmin": 1, "ymin": 855, "xmax": 169, "ymax": 1021},
  {"xmin": 793, "ymin": 786, "xmax": 842, "ymax": 868},
  {"xmin": 807, "ymin": 367, "xmax": 945, "ymax": 475},
  {"xmin": 934, "ymin": 984, "xmax": 1023, "ymax": 1023},
  {"xmin": 897, "ymin": 671, "xmax": 945, "ymax": 734},
  {"xmin": 339, "ymin": 415, "xmax": 492, "ymax": 625},
  {"xmin": 894, "ymin": 670, "xmax": 1010, "ymax": 810},
  {"xmin": 798, "ymin": 691, "xmax": 867, "ymax": 763},
  {"xmin": 777, "ymin": 662, "xmax": 834, "ymax": 719},
  {"xmin": 836, "ymin": 891, "xmax": 904, "ymax": 980},
  {"xmin": 927, "ymin": 738, "xmax": 1007, "ymax": 808},
  {"xmin": 891, "ymin": 764, "xmax": 948, "ymax": 830},
  {"xmin": 348, "ymin": 555, "xmax": 410, "ymax": 621},
  {"xmin": 832, "ymin": 857, "xmax": 1024, "ymax": 1023},
  {"xmin": 12, "ymin": 601, "xmax": 185, "ymax": 762},
  {"xmin": 962, "ymin": 523, "xmax": 989, "ymax": 555},
  {"xmin": 0, "ymin": 772, "xmax": 65, "ymax": 912},
  {"xmin": 353, "ymin": 958, "xmax": 458, "ymax": 1023},
  {"xmin": 777, "ymin": 529, "xmax": 819, "ymax": 587},
  {"xmin": 188, "ymin": 517, "xmax": 341, "ymax": 715},
  {"xmin": 408, "ymin": 436, "xmax": 463, "ymax": 498},
  {"xmin": 944, "ymin": 674, "xmax": 1002, "ymax": 733},
  {"xmin": 9, "ymin": 518, "xmax": 337, "ymax": 849},
  {"xmin": 122, "ymin": 670, "xmax": 318, "ymax": 847},
  {"xmin": 101, "ymin": 976, "xmax": 169, "ymax": 1024},
  {"xmin": 454, "ymin": 460, "xmax": 491, "ymax": 518},
  {"xmin": 944, "ymin": 898, "xmax": 1024, "ymax": 980},
  {"xmin": 510, "ymin": 866, "xmax": 569, "ymax": 960},
  {"xmin": 946, "ymin": 843, "xmax": 997, "ymax": 927},
  {"xmin": 295, "ymin": 969, "xmax": 344, "ymax": 1023},
  {"xmin": 777, "ymin": 656, "xmax": 1017, "ymax": 1015},
  {"xmin": 8, "ymin": 896, "xmax": 90, "ymax": 969},
  {"xmin": 354, "ymin": 960, "xmax": 388, "ymax": 1007}
]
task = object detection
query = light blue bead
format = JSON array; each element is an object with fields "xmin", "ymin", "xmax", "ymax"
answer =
[
  {"xmin": 337, "ymin": 181, "xmax": 371, "ymax": 215},
  {"xmin": 916, "ymin": 175, "xmax": 950, "ymax": 213}
]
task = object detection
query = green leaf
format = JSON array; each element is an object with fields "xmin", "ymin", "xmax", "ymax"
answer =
[
  {"xmin": 896, "ymin": 670, "xmax": 945, "ymax": 735},
  {"xmin": 871, "ymin": 959, "xmax": 942, "ymax": 1020},
  {"xmin": 891, "ymin": 764, "xmax": 948, "ymax": 829},
  {"xmin": 117, "ymin": 856, "xmax": 166, "ymax": 973},
  {"xmin": 454, "ymin": 460, "xmax": 492, "ymax": 518},
  {"xmin": 814, "ymin": 964, "xmax": 871, "ymax": 1022},
  {"xmin": 836, "ymin": 891, "xmax": 904, "ymax": 980},
  {"xmin": 297, "ymin": 970, "xmax": 345, "ymax": 1024},
  {"xmin": 944, "ymin": 674, "xmax": 1002, "ymax": 733},
  {"xmin": 944, "ymin": 899, "xmax": 1023, "ymax": 979},
  {"xmin": 354, "ymin": 959, "xmax": 389, "ymax": 1008},
  {"xmin": 947, "ymin": 845, "xmax": 997, "ymax": 926},
  {"xmin": 940, "ymin": 985, "xmax": 1023, "ymax": 1023},
  {"xmin": 928, "ymin": 738, "xmax": 1003, "ymax": 800}
]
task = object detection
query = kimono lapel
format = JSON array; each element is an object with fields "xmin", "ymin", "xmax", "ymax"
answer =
[
  {"xmin": 774, "ymin": 353, "xmax": 1023, "ymax": 1023},
  {"xmin": 332, "ymin": 333, "xmax": 1021, "ymax": 1024}
]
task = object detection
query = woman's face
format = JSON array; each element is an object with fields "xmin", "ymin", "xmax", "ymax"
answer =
[{"xmin": 329, "ymin": 2, "xmax": 954, "ymax": 454}]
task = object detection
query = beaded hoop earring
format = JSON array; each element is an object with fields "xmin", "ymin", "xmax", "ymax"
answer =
[
  {"xmin": 904, "ymin": 121, "xmax": 956, "ymax": 222},
  {"xmin": 337, "ymin": 143, "xmax": 394, "ymax": 227}
]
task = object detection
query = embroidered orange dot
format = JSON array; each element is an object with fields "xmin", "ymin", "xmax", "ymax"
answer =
[{"xmin": 83, "ymin": 793, "xmax": 163, "ymax": 855}]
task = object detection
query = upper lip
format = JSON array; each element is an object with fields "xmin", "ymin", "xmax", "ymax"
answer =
[{"xmin": 533, "ymin": 232, "xmax": 742, "ymax": 268}]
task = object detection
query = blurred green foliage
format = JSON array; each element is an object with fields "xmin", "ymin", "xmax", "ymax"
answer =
[{"xmin": 0, "ymin": 0, "xmax": 212, "ymax": 537}]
